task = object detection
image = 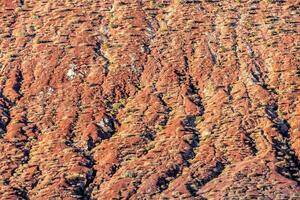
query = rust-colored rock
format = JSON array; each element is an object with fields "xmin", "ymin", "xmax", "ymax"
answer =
[{"xmin": 0, "ymin": 0, "xmax": 299, "ymax": 199}]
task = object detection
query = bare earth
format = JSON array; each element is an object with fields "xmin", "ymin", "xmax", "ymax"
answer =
[{"xmin": 0, "ymin": 0, "xmax": 299, "ymax": 199}]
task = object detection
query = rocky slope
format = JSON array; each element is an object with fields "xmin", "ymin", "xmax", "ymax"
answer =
[{"xmin": 0, "ymin": 0, "xmax": 299, "ymax": 199}]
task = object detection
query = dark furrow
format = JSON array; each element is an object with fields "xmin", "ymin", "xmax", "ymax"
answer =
[
  {"xmin": 155, "ymin": 92, "xmax": 172, "ymax": 127},
  {"xmin": 239, "ymin": 128, "xmax": 258, "ymax": 156},
  {"xmin": 0, "ymin": 94, "xmax": 11, "ymax": 137},
  {"xmin": 14, "ymin": 68, "xmax": 24, "ymax": 100},
  {"xmin": 153, "ymin": 75, "xmax": 205, "ymax": 194},
  {"xmin": 186, "ymin": 161, "xmax": 225, "ymax": 197},
  {"xmin": 0, "ymin": 0, "xmax": 299, "ymax": 199},
  {"xmin": 265, "ymin": 102, "xmax": 300, "ymax": 184},
  {"xmin": 19, "ymin": 0, "xmax": 25, "ymax": 6},
  {"xmin": 13, "ymin": 187, "xmax": 29, "ymax": 200},
  {"xmin": 154, "ymin": 115, "xmax": 201, "ymax": 194},
  {"xmin": 93, "ymin": 40, "xmax": 110, "ymax": 76},
  {"xmin": 62, "ymin": 93, "xmax": 98, "ymax": 198}
]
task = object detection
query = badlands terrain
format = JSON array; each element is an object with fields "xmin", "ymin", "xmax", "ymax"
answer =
[{"xmin": 0, "ymin": 0, "xmax": 299, "ymax": 199}]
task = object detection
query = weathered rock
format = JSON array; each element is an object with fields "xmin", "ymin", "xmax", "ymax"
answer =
[{"xmin": 0, "ymin": 0, "xmax": 299, "ymax": 199}]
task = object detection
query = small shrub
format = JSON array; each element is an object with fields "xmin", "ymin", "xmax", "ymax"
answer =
[
  {"xmin": 201, "ymin": 130, "xmax": 211, "ymax": 140},
  {"xmin": 124, "ymin": 171, "xmax": 136, "ymax": 178},
  {"xmin": 145, "ymin": 143, "xmax": 155, "ymax": 152},
  {"xmin": 149, "ymin": 0, "xmax": 156, "ymax": 8},
  {"xmin": 220, "ymin": 45, "xmax": 229, "ymax": 53},
  {"xmin": 155, "ymin": 124, "xmax": 164, "ymax": 131},
  {"xmin": 110, "ymin": 98, "xmax": 126, "ymax": 115},
  {"xmin": 109, "ymin": 21, "xmax": 118, "ymax": 29},
  {"xmin": 13, "ymin": 30, "xmax": 23, "ymax": 37},
  {"xmin": 195, "ymin": 116, "xmax": 204, "ymax": 124}
]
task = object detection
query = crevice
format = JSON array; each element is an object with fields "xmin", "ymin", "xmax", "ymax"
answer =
[
  {"xmin": 224, "ymin": 84, "xmax": 233, "ymax": 101},
  {"xmin": 29, "ymin": 166, "xmax": 42, "ymax": 191},
  {"xmin": 65, "ymin": 153, "xmax": 96, "ymax": 199},
  {"xmin": 13, "ymin": 69, "xmax": 24, "ymax": 101},
  {"xmin": 13, "ymin": 187, "xmax": 29, "ymax": 200},
  {"xmin": 156, "ymin": 164, "xmax": 181, "ymax": 192},
  {"xmin": 243, "ymin": 132, "xmax": 258, "ymax": 156},
  {"xmin": 174, "ymin": 69, "xmax": 186, "ymax": 85},
  {"xmin": 249, "ymin": 63, "xmax": 266, "ymax": 88},
  {"xmin": 140, "ymin": 126, "xmax": 156, "ymax": 141},
  {"xmin": 156, "ymin": 92, "xmax": 172, "ymax": 127},
  {"xmin": 296, "ymin": 68, "xmax": 300, "ymax": 78},
  {"xmin": 62, "ymin": 93, "xmax": 99, "ymax": 198},
  {"xmin": 19, "ymin": 0, "xmax": 25, "ymax": 6},
  {"xmin": 0, "ymin": 93, "xmax": 11, "ymax": 137},
  {"xmin": 187, "ymin": 76, "xmax": 205, "ymax": 115},
  {"xmin": 183, "ymin": 55, "xmax": 189, "ymax": 71},
  {"xmin": 7, "ymin": 118, "xmax": 40, "ymax": 198},
  {"xmin": 265, "ymin": 102, "xmax": 300, "ymax": 184},
  {"xmin": 186, "ymin": 161, "xmax": 225, "ymax": 196},
  {"xmin": 154, "ymin": 115, "xmax": 201, "ymax": 194},
  {"xmin": 93, "ymin": 40, "xmax": 110, "ymax": 76},
  {"xmin": 239, "ymin": 121, "xmax": 258, "ymax": 156},
  {"xmin": 181, "ymin": 116, "xmax": 200, "ymax": 165},
  {"xmin": 207, "ymin": 42, "xmax": 217, "ymax": 65}
]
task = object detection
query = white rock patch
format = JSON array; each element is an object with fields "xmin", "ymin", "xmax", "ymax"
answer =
[{"xmin": 67, "ymin": 64, "xmax": 76, "ymax": 80}]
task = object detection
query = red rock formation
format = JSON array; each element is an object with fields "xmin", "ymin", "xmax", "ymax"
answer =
[{"xmin": 0, "ymin": 0, "xmax": 299, "ymax": 199}]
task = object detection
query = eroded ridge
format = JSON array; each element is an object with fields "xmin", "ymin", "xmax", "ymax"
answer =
[{"xmin": 0, "ymin": 0, "xmax": 299, "ymax": 199}]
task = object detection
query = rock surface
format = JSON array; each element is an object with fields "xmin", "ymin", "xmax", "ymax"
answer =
[{"xmin": 0, "ymin": 0, "xmax": 299, "ymax": 199}]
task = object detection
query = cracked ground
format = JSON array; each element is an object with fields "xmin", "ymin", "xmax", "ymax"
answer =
[{"xmin": 0, "ymin": 0, "xmax": 299, "ymax": 199}]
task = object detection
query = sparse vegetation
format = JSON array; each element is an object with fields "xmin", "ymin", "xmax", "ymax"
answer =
[
  {"xmin": 195, "ymin": 116, "xmax": 204, "ymax": 124},
  {"xmin": 155, "ymin": 124, "xmax": 165, "ymax": 132},
  {"xmin": 0, "ymin": 1, "xmax": 299, "ymax": 199},
  {"xmin": 110, "ymin": 98, "xmax": 126, "ymax": 115},
  {"xmin": 124, "ymin": 170, "xmax": 136, "ymax": 178}
]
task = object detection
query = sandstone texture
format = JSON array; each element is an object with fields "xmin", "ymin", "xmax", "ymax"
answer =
[{"xmin": 0, "ymin": 0, "xmax": 299, "ymax": 199}]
